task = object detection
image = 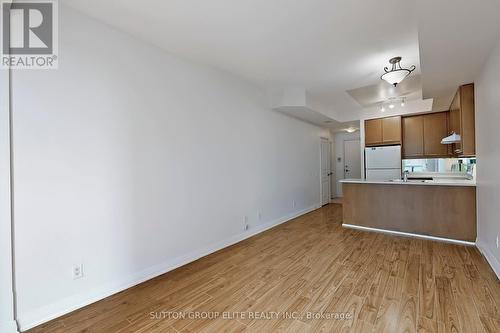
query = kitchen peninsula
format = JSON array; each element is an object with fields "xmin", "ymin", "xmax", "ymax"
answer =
[{"xmin": 340, "ymin": 179, "xmax": 476, "ymax": 242}]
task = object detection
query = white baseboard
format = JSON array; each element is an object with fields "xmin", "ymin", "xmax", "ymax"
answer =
[
  {"xmin": 476, "ymin": 241, "xmax": 500, "ymax": 280},
  {"xmin": 342, "ymin": 223, "xmax": 476, "ymax": 246},
  {"xmin": 18, "ymin": 205, "xmax": 319, "ymax": 331}
]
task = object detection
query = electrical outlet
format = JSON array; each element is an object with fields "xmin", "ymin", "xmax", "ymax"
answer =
[
  {"xmin": 243, "ymin": 216, "xmax": 249, "ymax": 231},
  {"xmin": 73, "ymin": 264, "xmax": 84, "ymax": 280},
  {"xmin": 292, "ymin": 200, "xmax": 296, "ymax": 208},
  {"xmin": 496, "ymin": 235, "xmax": 499, "ymax": 249}
]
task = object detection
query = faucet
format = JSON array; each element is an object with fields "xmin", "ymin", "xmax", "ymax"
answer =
[{"xmin": 403, "ymin": 170, "xmax": 409, "ymax": 182}]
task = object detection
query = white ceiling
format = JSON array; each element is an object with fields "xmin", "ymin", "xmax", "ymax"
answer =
[
  {"xmin": 64, "ymin": 0, "xmax": 420, "ymax": 117},
  {"xmin": 64, "ymin": 0, "xmax": 500, "ymax": 122},
  {"xmin": 416, "ymin": 0, "xmax": 500, "ymax": 111},
  {"xmin": 346, "ymin": 75, "xmax": 422, "ymax": 108}
]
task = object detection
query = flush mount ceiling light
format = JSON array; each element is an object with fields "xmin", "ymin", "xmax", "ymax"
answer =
[
  {"xmin": 381, "ymin": 57, "xmax": 416, "ymax": 87},
  {"xmin": 346, "ymin": 127, "xmax": 357, "ymax": 133},
  {"xmin": 379, "ymin": 97, "xmax": 406, "ymax": 112}
]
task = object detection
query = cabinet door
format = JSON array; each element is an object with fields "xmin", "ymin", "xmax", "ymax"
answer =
[
  {"xmin": 382, "ymin": 116, "xmax": 402, "ymax": 144},
  {"xmin": 449, "ymin": 89, "xmax": 462, "ymax": 154},
  {"xmin": 460, "ymin": 84, "xmax": 475, "ymax": 156},
  {"xmin": 402, "ymin": 116, "xmax": 424, "ymax": 158},
  {"xmin": 365, "ymin": 119, "xmax": 382, "ymax": 146},
  {"xmin": 423, "ymin": 112, "xmax": 449, "ymax": 156}
]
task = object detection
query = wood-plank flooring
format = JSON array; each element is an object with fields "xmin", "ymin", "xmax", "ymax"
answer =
[{"xmin": 28, "ymin": 204, "xmax": 500, "ymax": 333}]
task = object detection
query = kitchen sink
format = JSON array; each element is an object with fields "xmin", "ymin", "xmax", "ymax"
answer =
[{"xmin": 388, "ymin": 179, "xmax": 429, "ymax": 183}]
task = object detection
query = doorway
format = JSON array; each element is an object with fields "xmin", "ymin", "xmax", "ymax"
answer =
[
  {"xmin": 320, "ymin": 138, "xmax": 332, "ymax": 206},
  {"xmin": 336, "ymin": 139, "xmax": 361, "ymax": 197},
  {"xmin": 344, "ymin": 139, "xmax": 361, "ymax": 179}
]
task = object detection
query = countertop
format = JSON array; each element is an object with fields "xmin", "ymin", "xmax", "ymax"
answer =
[{"xmin": 339, "ymin": 178, "xmax": 476, "ymax": 187}]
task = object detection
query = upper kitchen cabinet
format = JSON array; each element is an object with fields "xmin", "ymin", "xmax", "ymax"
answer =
[
  {"xmin": 402, "ymin": 115, "xmax": 424, "ymax": 158},
  {"xmin": 448, "ymin": 83, "xmax": 475, "ymax": 156},
  {"xmin": 402, "ymin": 111, "xmax": 450, "ymax": 158},
  {"xmin": 365, "ymin": 118, "xmax": 382, "ymax": 146},
  {"xmin": 382, "ymin": 116, "xmax": 402, "ymax": 144},
  {"xmin": 423, "ymin": 112, "xmax": 449, "ymax": 157},
  {"xmin": 365, "ymin": 116, "xmax": 401, "ymax": 146}
]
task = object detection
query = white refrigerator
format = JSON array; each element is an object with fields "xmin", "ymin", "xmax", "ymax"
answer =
[{"xmin": 365, "ymin": 146, "xmax": 402, "ymax": 180}]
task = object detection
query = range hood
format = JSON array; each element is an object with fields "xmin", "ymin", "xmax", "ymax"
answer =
[{"xmin": 441, "ymin": 132, "xmax": 461, "ymax": 144}]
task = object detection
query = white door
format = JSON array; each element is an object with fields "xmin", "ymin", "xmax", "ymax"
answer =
[
  {"xmin": 320, "ymin": 138, "xmax": 331, "ymax": 206},
  {"xmin": 344, "ymin": 140, "xmax": 361, "ymax": 179},
  {"xmin": 336, "ymin": 139, "xmax": 361, "ymax": 197}
]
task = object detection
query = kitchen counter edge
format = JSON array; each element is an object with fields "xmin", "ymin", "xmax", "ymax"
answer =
[{"xmin": 339, "ymin": 179, "xmax": 476, "ymax": 187}]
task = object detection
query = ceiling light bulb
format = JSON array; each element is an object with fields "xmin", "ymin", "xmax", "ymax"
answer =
[
  {"xmin": 346, "ymin": 127, "xmax": 356, "ymax": 133},
  {"xmin": 389, "ymin": 104, "xmax": 395, "ymax": 109},
  {"xmin": 381, "ymin": 107, "xmax": 386, "ymax": 112},
  {"xmin": 401, "ymin": 101, "xmax": 405, "ymax": 107}
]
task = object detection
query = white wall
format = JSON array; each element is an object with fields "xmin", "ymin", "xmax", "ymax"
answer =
[
  {"xmin": 475, "ymin": 39, "xmax": 500, "ymax": 278},
  {"xmin": 11, "ymin": 6, "xmax": 330, "ymax": 330},
  {"xmin": 333, "ymin": 131, "xmax": 361, "ymax": 196}
]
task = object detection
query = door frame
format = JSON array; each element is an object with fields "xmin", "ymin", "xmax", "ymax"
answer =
[
  {"xmin": 319, "ymin": 137, "xmax": 332, "ymax": 206},
  {"xmin": 1, "ymin": 67, "xmax": 20, "ymax": 333}
]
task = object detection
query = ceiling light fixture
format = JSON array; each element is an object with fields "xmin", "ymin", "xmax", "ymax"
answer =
[
  {"xmin": 346, "ymin": 127, "xmax": 356, "ymax": 133},
  {"xmin": 380, "ymin": 97, "xmax": 406, "ymax": 112},
  {"xmin": 381, "ymin": 57, "xmax": 416, "ymax": 87}
]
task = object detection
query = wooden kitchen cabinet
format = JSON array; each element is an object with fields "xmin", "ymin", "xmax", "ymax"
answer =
[
  {"xmin": 365, "ymin": 116, "xmax": 401, "ymax": 146},
  {"xmin": 382, "ymin": 116, "xmax": 402, "ymax": 144},
  {"xmin": 342, "ymin": 182, "xmax": 476, "ymax": 241},
  {"xmin": 423, "ymin": 112, "xmax": 450, "ymax": 157},
  {"xmin": 402, "ymin": 112, "xmax": 451, "ymax": 158},
  {"xmin": 448, "ymin": 83, "xmax": 475, "ymax": 156},
  {"xmin": 449, "ymin": 93, "xmax": 460, "ymax": 136},
  {"xmin": 365, "ymin": 118, "xmax": 382, "ymax": 146},
  {"xmin": 402, "ymin": 115, "xmax": 424, "ymax": 158}
]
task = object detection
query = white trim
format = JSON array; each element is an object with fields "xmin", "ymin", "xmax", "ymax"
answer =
[
  {"xmin": 18, "ymin": 204, "xmax": 320, "ymax": 331},
  {"xmin": 319, "ymin": 137, "xmax": 332, "ymax": 206},
  {"xmin": 1, "ymin": 64, "xmax": 19, "ymax": 332},
  {"xmin": 342, "ymin": 223, "xmax": 475, "ymax": 246},
  {"xmin": 476, "ymin": 241, "xmax": 500, "ymax": 280}
]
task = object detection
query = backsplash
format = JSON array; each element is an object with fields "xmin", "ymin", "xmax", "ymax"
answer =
[{"xmin": 402, "ymin": 158, "xmax": 476, "ymax": 174}]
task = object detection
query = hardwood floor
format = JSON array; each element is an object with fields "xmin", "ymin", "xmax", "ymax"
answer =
[{"xmin": 28, "ymin": 204, "xmax": 499, "ymax": 333}]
